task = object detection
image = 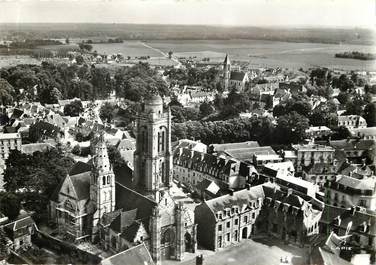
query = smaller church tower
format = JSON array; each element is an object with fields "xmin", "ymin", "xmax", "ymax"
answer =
[
  {"xmin": 223, "ymin": 54, "xmax": 231, "ymax": 91},
  {"xmin": 90, "ymin": 131, "xmax": 115, "ymax": 228}
]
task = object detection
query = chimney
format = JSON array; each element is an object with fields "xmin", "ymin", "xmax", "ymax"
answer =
[
  {"xmin": 287, "ymin": 188, "xmax": 293, "ymax": 196},
  {"xmin": 351, "ymin": 206, "xmax": 356, "ymax": 215},
  {"xmin": 229, "ymin": 189, "xmax": 234, "ymax": 196}
]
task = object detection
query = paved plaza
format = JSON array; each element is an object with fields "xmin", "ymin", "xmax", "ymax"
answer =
[{"xmin": 162, "ymin": 237, "xmax": 309, "ymax": 265}]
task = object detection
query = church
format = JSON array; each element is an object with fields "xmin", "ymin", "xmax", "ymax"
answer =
[
  {"xmin": 223, "ymin": 54, "xmax": 249, "ymax": 91},
  {"xmin": 49, "ymin": 95, "xmax": 197, "ymax": 264}
]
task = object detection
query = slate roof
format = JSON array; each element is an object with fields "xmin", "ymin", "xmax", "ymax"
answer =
[
  {"xmin": 121, "ymin": 221, "xmax": 142, "ymax": 242},
  {"xmin": 321, "ymin": 205, "xmax": 376, "ymax": 236},
  {"xmin": 210, "ymin": 141, "xmax": 259, "ymax": 153},
  {"xmin": 224, "ymin": 146, "xmax": 276, "ymax": 161},
  {"xmin": 100, "ymin": 243, "xmax": 154, "ymax": 265},
  {"xmin": 69, "ymin": 161, "xmax": 92, "ymax": 176},
  {"xmin": 115, "ymin": 182, "xmax": 157, "ymax": 224},
  {"xmin": 329, "ymin": 139, "xmax": 375, "ymax": 151},
  {"xmin": 69, "ymin": 172, "xmax": 91, "ymax": 201},
  {"xmin": 110, "ymin": 209, "xmax": 138, "ymax": 233},
  {"xmin": 117, "ymin": 139, "xmax": 136, "ymax": 151},
  {"xmin": 21, "ymin": 143, "xmax": 54, "ymax": 155},
  {"xmin": 204, "ymin": 184, "xmax": 267, "ymax": 217},
  {"xmin": 335, "ymin": 175, "xmax": 376, "ymax": 191},
  {"xmin": 230, "ymin": 71, "xmax": 247, "ymax": 82},
  {"xmin": 101, "ymin": 209, "xmax": 122, "ymax": 227},
  {"xmin": 174, "ymin": 148, "xmax": 247, "ymax": 180}
]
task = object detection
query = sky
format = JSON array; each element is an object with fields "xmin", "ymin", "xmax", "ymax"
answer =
[{"xmin": 0, "ymin": 0, "xmax": 374, "ymax": 28}]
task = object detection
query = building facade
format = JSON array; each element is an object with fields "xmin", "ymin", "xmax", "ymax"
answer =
[
  {"xmin": 292, "ymin": 143, "xmax": 335, "ymax": 172},
  {"xmin": 338, "ymin": 115, "xmax": 367, "ymax": 130},
  {"xmin": 195, "ymin": 183, "xmax": 324, "ymax": 250},
  {"xmin": 173, "ymin": 148, "xmax": 252, "ymax": 190},
  {"xmin": 0, "ymin": 133, "xmax": 22, "ymax": 160},
  {"xmin": 324, "ymin": 175, "xmax": 376, "ymax": 210}
]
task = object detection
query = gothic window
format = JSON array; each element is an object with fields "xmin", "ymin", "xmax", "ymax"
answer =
[
  {"xmin": 162, "ymin": 131, "xmax": 165, "ymax": 151},
  {"xmin": 102, "ymin": 176, "xmax": 106, "ymax": 185},
  {"xmin": 158, "ymin": 132, "xmax": 161, "ymax": 152},
  {"xmin": 161, "ymin": 162, "xmax": 166, "ymax": 182},
  {"xmin": 162, "ymin": 228, "xmax": 175, "ymax": 245},
  {"xmin": 142, "ymin": 129, "xmax": 148, "ymax": 152},
  {"xmin": 107, "ymin": 175, "xmax": 110, "ymax": 184}
]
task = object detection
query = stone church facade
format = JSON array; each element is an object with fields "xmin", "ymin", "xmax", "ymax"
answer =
[{"xmin": 50, "ymin": 95, "xmax": 196, "ymax": 264}]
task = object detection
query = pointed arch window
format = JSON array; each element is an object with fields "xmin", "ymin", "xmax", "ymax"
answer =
[
  {"xmin": 107, "ymin": 175, "xmax": 110, "ymax": 184},
  {"xmin": 102, "ymin": 176, "xmax": 106, "ymax": 185}
]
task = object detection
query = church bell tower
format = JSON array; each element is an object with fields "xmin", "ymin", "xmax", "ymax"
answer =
[
  {"xmin": 90, "ymin": 131, "xmax": 115, "ymax": 227},
  {"xmin": 133, "ymin": 95, "xmax": 173, "ymax": 201}
]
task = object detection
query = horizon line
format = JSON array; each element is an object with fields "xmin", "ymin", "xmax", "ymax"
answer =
[{"xmin": 0, "ymin": 22, "xmax": 374, "ymax": 30}]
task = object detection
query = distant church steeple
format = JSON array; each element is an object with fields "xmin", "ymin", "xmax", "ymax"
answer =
[
  {"xmin": 133, "ymin": 95, "xmax": 173, "ymax": 202},
  {"xmin": 223, "ymin": 54, "xmax": 231, "ymax": 90}
]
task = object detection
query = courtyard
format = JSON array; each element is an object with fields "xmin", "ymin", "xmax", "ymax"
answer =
[{"xmin": 162, "ymin": 236, "xmax": 310, "ymax": 265}]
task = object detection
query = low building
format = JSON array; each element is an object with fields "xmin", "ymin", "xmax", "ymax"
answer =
[
  {"xmin": 0, "ymin": 211, "xmax": 36, "ymax": 253},
  {"xmin": 0, "ymin": 133, "xmax": 22, "ymax": 160},
  {"xmin": 320, "ymin": 205, "xmax": 376, "ymax": 256},
  {"xmin": 329, "ymin": 139, "xmax": 375, "ymax": 165},
  {"xmin": 194, "ymin": 184, "xmax": 265, "ymax": 250},
  {"xmin": 338, "ymin": 115, "xmax": 367, "ymax": 130},
  {"xmin": 173, "ymin": 148, "xmax": 252, "ymax": 190},
  {"xmin": 302, "ymin": 162, "xmax": 338, "ymax": 190},
  {"xmin": 305, "ymin": 126, "xmax": 332, "ymax": 139},
  {"xmin": 292, "ymin": 143, "xmax": 335, "ymax": 172},
  {"xmin": 173, "ymin": 139, "xmax": 207, "ymax": 153},
  {"xmin": 194, "ymin": 183, "xmax": 324, "ymax": 250},
  {"xmin": 324, "ymin": 175, "xmax": 376, "ymax": 210},
  {"xmin": 351, "ymin": 127, "xmax": 376, "ymax": 141},
  {"xmin": 209, "ymin": 141, "xmax": 259, "ymax": 154}
]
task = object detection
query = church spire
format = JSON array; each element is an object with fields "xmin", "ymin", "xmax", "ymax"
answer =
[{"xmin": 90, "ymin": 130, "xmax": 115, "ymax": 229}]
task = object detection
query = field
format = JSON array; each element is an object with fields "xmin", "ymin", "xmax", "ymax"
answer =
[
  {"xmin": 1, "ymin": 38, "xmax": 375, "ymax": 71},
  {"xmin": 89, "ymin": 39, "xmax": 376, "ymax": 71},
  {"xmin": 149, "ymin": 39, "xmax": 376, "ymax": 71}
]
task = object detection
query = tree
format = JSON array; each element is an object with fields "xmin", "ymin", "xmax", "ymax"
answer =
[
  {"xmin": 64, "ymin": 99, "xmax": 83, "ymax": 117},
  {"xmin": 275, "ymin": 112, "xmax": 309, "ymax": 144},
  {"xmin": 107, "ymin": 145, "xmax": 127, "ymax": 170},
  {"xmin": 0, "ymin": 192, "xmax": 20, "ymax": 220},
  {"xmin": 0, "ymin": 78, "xmax": 15, "ymax": 106},
  {"xmin": 199, "ymin": 101, "xmax": 214, "ymax": 117},
  {"xmin": 39, "ymin": 87, "xmax": 62, "ymax": 104},
  {"xmin": 90, "ymin": 67, "xmax": 113, "ymax": 99},
  {"xmin": 364, "ymin": 103, "xmax": 376, "ymax": 127},
  {"xmin": 78, "ymin": 43, "xmax": 93, "ymax": 52},
  {"xmin": 100, "ymin": 102, "xmax": 116, "ymax": 123},
  {"xmin": 76, "ymin": 55, "xmax": 84, "ymax": 65}
]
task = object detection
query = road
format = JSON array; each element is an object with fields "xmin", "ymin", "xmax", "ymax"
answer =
[{"xmin": 140, "ymin": 42, "xmax": 182, "ymax": 67}]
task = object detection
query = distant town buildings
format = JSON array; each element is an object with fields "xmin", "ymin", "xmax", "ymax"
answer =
[{"xmin": 338, "ymin": 115, "xmax": 367, "ymax": 130}]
